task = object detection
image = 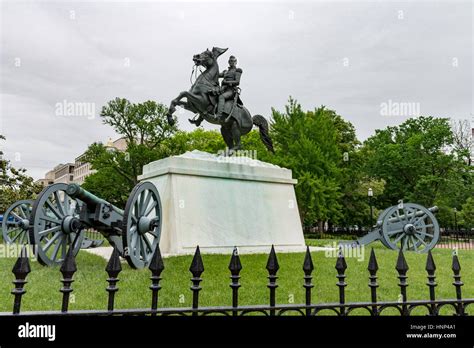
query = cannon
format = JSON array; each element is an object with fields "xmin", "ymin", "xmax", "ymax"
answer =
[
  {"xmin": 28, "ymin": 182, "xmax": 162, "ymax": 268},
  {"xmin": 2, "ymin": 198, "xmax": 104, "ymax": 250},
  {"xmin": 2, "ymin": 200, "xmax": 34, "ymax": 244},
  {"xmin": 348, "ymin": 203, "xmax": 440, "ymax": 253}
]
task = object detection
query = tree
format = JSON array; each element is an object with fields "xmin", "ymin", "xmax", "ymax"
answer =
[
  {"xmin": 157, "ymin": 128, "xmax": 225, "ymax": 158},
  {"xmin": 100, "ymin": 98, "xmax": 176, "ymax": 148},
  {"xmin": 459, "ymin": 197, "xmax": 474, "ymax": 229},
  {"xmin": 361, "ymin": 116, "xmax": 473, "ymax": 227},
  {"xmin": 81, "ymin": 146, "xmax": 135, "ymax": 207},
  {"xmin": 92, "ymin": 98, "xmax": 177, "ymax": 183},
  {"xmin": 363, "ymin": 117, "xmax": 451, "ymax": 205},
  {"xmin": 270, "ymin": 99, "xmax": 343, "ymax": 232},
  {"xmin": 82, "ymin": 98, "xmax": 177, "ymax": 205},
  {"xmin": 324, "ymin": 110, "xmax": 372, "ymax": 230},
  {"xmin": 0, "ymin": 135, "xmax": 42, "ymax": 211},
  {"xmin": 451, "ymin": 118, "xmax": 474, "ymax": 166}
]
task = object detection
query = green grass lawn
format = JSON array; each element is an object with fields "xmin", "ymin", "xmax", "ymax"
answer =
[{"xmin": 0, "ymin": 240, "xmax": 473, "ymax": 315}]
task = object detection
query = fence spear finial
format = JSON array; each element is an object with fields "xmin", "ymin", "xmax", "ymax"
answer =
[
  {"xmin": 303, "ymin": 246, "xmax": 314, "ymax": 275},
  {"xmin": 266, "ymin": 245, "xmax": 279, "ymax": 275}
]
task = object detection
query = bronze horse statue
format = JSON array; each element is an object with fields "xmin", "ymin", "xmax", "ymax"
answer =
[{"xmin": 166, "ymin": 47, "xmax": 274, "ymax": 154}]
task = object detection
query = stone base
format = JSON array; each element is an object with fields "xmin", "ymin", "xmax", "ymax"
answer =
[{"xmin": 139, "ymin": 151, "xmax": 306, "ymax": 255}]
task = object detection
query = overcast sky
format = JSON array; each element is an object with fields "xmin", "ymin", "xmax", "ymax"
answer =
[{"xmin": 0, "ymin": 0, "xmax": 472, "ymax": 180}]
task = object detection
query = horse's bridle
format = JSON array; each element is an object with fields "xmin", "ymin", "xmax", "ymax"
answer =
[{"xmin": 190, "ymin": 63, "xmax": 217, "ymax": 89}]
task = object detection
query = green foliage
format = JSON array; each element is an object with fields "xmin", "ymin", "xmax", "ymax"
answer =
[
  {"xmin": 82, "ymin": 140, "xmax": 161, "ymax": 207},
  {"xmin": 361, "ymin": 116, "xmax": 473, "ymax": 227},
  {"xmin": 270, "ymin": 99, "xmax": 343, "ymax": 227},
  {"xmin": 158, "ymin": 128, "xmax": 225, "ymax": 157},
  {"xmin": 100, "ymin": 98, "xmax": 176, "ymax": 147},
  {"xmin": 363, "ymin": 116, "xmax": 454, "ymax": 205},
  {"xmin": 0, "ymin": 135, "xmax": 42, "ymax": 211},
  {"xmin": 240, "ymin": 130, "xmax": 274, "ymax": 163},
  {"xmin": 326, "ymin": 109, "xmax": 376, "ymax": 229},
  {"xmin": 81, "ymin": 164, "xmax": 131, "ymax": 208},
  {"xmin": 459, "ymin": 197, "xmax": 474, "ymax": 229},
  {"xmin": 82, "ymin": 98, "xmax": 177, "ymax": 206}
]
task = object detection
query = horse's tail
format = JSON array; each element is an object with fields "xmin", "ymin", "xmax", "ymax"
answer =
[{"xmin": 252, "ymin": 115, "xmax": 275, "ymax": 153}]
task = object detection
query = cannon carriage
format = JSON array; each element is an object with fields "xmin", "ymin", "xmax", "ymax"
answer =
[
  {"xmin": 1, "ymin": 181, "xmax": 162, "ymax": 269},
  {"xmin": 26, "ymin": 181, "xmax": 162, "ymax": 268},
  {"xmin": 348, "ymin": 203, "xmax": 440, "ymax": 253}
]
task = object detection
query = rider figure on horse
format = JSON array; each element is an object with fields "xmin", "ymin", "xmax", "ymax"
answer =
[
  {"xmin": 168, "ymin": 47, "xmax": 274, "ymax": 154},
  {"xmin": 189, "ymin": 55, "xmax": 242, "ymax": 126},
  {"xmin": 216, "ymin": 55, "xmax": 242, "ymax": 122}
]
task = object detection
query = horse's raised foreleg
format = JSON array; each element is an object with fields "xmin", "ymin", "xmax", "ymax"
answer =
[
  {"xmin": 167, "ymin": 91, "xmax": 192, "ymax": 124},
  {"xmin": 167, "ymin": 91, "xmax": 204, "ymax": 126},
  {"xmin": 167, "ymin": 97, "xmax": 179, "ymax": 125}
]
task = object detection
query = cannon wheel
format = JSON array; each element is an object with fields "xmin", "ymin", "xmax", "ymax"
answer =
[
  {"xmin": 376, "ymin": 207, "xmax": 392, "ymax": 248},
  {"xmin": 29, "ymin": 184, "xmax": 84, "ymax": 266},
  {"xmin": 381, "ymin": 203, "xmax": 439, "ymax": 253},
  {"xmin": 2, "ymin": 200, "xmax": 34, "ymax": 244},
  {"xmin": 123, "ymin": 181, "xmax": 161, "ymax": 269}
]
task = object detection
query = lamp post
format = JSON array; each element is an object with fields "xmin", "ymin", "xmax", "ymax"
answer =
[{"xmin": 368, "ymin": 188, "xmax": 374, "ymax": 228}]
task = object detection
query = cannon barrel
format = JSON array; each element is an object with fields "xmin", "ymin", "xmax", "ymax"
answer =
[
  {"xmin": 66, "ymin": 184, "xmax": 124, "ymax": 215},
  {"xmin": 376, "ymin": 205, "xmax": 438, "ymax": 227}
]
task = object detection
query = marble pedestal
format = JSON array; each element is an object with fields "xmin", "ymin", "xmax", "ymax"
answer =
[{"xmin": 138, "ymin": 150, "xmax": 306, "ymax": 256}]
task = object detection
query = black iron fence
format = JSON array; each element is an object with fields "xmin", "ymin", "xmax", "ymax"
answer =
[
  {"xmin": 1, "ymin": 245, "xmax": 473, "ymax": 317},
  {"xmin": 305, "ymin": 228, "xmax": 474, "ymax": 250},
  {"xmin": 437, "ymin": 229, "xmax": 474, "ymax": 250}
]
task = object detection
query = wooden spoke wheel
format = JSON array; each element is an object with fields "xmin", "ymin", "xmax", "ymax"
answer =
[
  {"xmin": 123, "ymin": 182, "xmax": 161, "ymax": 269},
  {"xmin": 381, "ymin": 203, "xmax": 439, "ymax": 253},
  {"xmin": 29, "ymin": 184, "xmax": 84, "ymax": 266},
  {"xmin": 2, "ymin": 200, "xmax": 34, "ymax": 244},
  {"xmin": 376, "ymin": 207, "xmax": 392, "ymax": 248}
]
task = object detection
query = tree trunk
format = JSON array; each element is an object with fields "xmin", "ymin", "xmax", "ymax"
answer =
[
  {"xmin": 318, "ymin": 220, "xmax": 324, "ymax": 238},
  {"xmin": 328, "ymin": 221, "xmax": 333, "ymax": 233}
]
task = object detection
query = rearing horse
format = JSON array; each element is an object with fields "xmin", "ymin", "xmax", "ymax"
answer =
[{"xmin": 166, "ymin": 47, "xmax": 274, "ymax": 154}]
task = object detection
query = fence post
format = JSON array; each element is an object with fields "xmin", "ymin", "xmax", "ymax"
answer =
[
  {"xmin": 367, "ymin": 248, "xmax": 379, "ymax": 316},
  {"xmin": 395, "ymin": 250, "xmax": 409, "ymax": 316},
  {"xmin": 11, "ymin": 245, "xmax": 31, "ymax": 314},
  {"xmin": 105, "ymin": 248, "xmax": 122, "ymax": 312},
  {"xmin": 149, "ymin": 245, "xmax": 164, "ymax": 316},
  {"xmin": 189, "ymin": 246, "xmax": 204, "ymax": 316},
  {"xmin": 451, "ymin": 252, "xmax": 465, "ymax": 316},
  {"xmin": 335, "ymin": 248, "xmax": 347, "ymax": 316},
  {"xmin": 266, "ymin": 245, "xmax": 279, "ymax": 316},
  {"xmin": 302, "ymin": 246, "xmax": 314, "ymax": 316},
  {"xmin": 228, "ymin": 246, "xmax": 242, "ymax": 316},
  {"xmin": 425, "ymin": 250, "xmax": 437, "ymax": 315},
  {"xmin": 60, "ymin": 247, "xmax": 77, "ymax": 313}
]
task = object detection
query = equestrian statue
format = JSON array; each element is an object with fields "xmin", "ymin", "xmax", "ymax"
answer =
[{"xmin": 166, "ymin": 47, "xmax": 274, "ymax": 155}]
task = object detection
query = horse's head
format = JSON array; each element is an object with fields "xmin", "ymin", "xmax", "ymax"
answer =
[{"xmin": 193, "ymin": 47, "xmax": 228, "ymax": 68}]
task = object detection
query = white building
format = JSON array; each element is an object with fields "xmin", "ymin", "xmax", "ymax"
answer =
[
  {"xmin": 52, "ymin": 163, "xmax": 75, "ymax": 184},
  {"xmin": 38, "ymin": 137, "xmax": 128, "ymax": 186},
  {"xmin": 73, "ymin": 154, "xmax": 95, "ymax": 185}
]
